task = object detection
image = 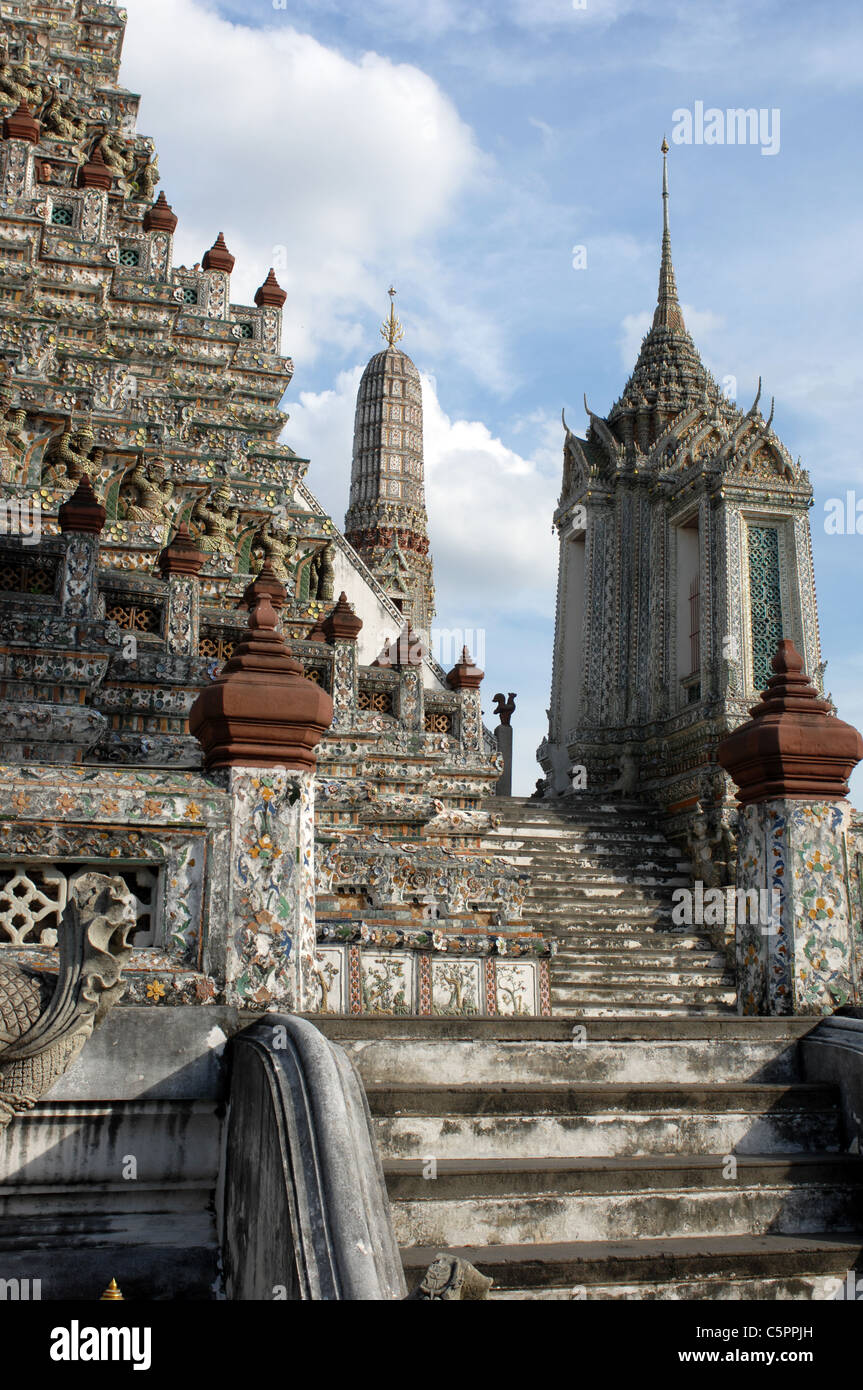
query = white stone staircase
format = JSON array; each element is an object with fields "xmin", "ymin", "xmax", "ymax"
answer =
[
  {"xmin": 482, "ymin": 795, "xmax": 737, "ymax": 1016},
  {"xmin": 315, "ymin": 1016, "xmax": 863, "ymax": 1300}
]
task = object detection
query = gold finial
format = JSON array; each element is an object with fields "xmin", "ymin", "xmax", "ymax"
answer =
[
  {"xmin": 661, "ymin": 135, "xmax": 669, "ymax": 154},
  {"xmin": 100, "ymin": 1277, "xmax": 124, "ymax": 1301},
  {"xmin": 380, "ymin": 286, "xmax": 405, "ymax": 348}
]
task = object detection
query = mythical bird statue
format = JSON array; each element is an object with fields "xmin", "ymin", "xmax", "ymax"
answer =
[
  {"xmin": 0, "ymin": 874, "xmax": 135, "ymax": 1129},
  {"xmin": 492, "ymin": 692, "xmax": 517, "ymax": 727}
]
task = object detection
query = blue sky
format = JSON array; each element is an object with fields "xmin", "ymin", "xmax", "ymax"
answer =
[{"xmin": 121, "ymin": 0, "xmax": 863, "ymax": 797}]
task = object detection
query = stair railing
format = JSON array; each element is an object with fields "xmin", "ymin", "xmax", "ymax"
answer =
[{"xmin": 219, "ymin": 1013, "xmax": 406, "ymax": 1300}]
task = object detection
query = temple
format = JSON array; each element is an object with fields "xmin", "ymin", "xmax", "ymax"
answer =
[
  {"xmin": 540, "ymin": 139, "xmax": 822, "ymax": 862},
  {"xmin": 0, "ymin": 0, "xmax": 548, "ymax": 1023},
  {"xmin": 0, "ymin": 4, "xmax": 862, "ymax": 1306}
]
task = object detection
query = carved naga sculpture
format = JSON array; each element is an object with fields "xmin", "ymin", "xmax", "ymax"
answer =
[
  {"xmin": 0, "ymin": 874, "xmax": 135, "ymax": 1130},
  {"xmin": 406, "ymin": 1254, "xmax": 492, "ymax": 1301}
]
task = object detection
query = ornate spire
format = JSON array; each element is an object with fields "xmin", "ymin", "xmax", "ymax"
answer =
[
  {"xmin": 654, "ymin": 137, "xmax": 685, "ymax": 333},
  {"xmin": 345, "ymin": 300, "xmax": 435, "ymax": 632},
  {"xmin": 380, "ymin": 286, "xmax": 405, "ymax": 348}
]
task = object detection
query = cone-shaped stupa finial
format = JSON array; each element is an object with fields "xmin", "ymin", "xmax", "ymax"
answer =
[
  {"xmin": 653, "ymin": 138, "xmax": 685, "ymax": 333},
  {"xmin": 380, "ymin": 286, "xmax": 405, "ymax": 348}
]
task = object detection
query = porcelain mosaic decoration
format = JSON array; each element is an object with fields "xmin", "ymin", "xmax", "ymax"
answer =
[{"xmin": 0, "ymin": 0, "xmax": 551, "ymax": 1018}]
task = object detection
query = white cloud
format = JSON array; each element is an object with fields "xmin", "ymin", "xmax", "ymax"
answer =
[
  {"xmin": 121, "ymin": 0, "xmax": 483, "ymax": 365},
  {"xmin": 422, "ymin": 380, "xmax": 560, "ymax": 617}
]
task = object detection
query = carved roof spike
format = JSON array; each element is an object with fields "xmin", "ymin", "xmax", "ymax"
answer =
[
  {"xmin": 157, "ymin": 522, "xmax": 205, "ymax": 579},
  {"xmin": 143, "ymin": 190, "xmax": 178, "ymax": 234},
  {"xmin": 241, "ymin": 558, "xmax": 288, "ymax": 612},
  {"xmin": 654, "ymin": 137, "xmax": 685, "ymax": 334},
  {"xmin": 2, "ymin": 99, "xmax": 40, "ymax": 144},
  {"xmin": 58, "ymin": 473, "xmax": 106, "ymax": 535},
  {"xmin": 746, "ymin": 377, "xmax": 763, "ymax": 418},
  {"xmin": 188, "ymin": 593, "xmax": 333, "ymax": 771},
  {"xmin": 322, "ymin": 591, "xmax": 363, "ymax": 644},
  {"xmin": 255, "ymin": 268, "xmax": 287, "ymax": 309},
  {"xmin": 583, "ymin": 395, "xmax": 623, "ymax": 457},
  {"xmin": 718, "ymin": 639, "xmax": 863, "ymax": 804},
  {"xmin": 447, "ymin": 646, "xmax": 484, "ymax": 691},
  {"xmin": 78, "ymin": 143, "xmax": 112, "ymax": 190},
  {"xmin": 202, "ymin": 232, "xmax": 235, "ymax": 275}
]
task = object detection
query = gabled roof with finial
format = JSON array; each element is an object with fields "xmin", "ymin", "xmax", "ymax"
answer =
[{"xmin": 559, "ymin": 141, "xmax": 806, "ymax": 492}]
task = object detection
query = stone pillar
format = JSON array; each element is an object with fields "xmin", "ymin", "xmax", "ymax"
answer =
[
  {"xmin": 718, "ymin": 640, "xmax": 863, "ymax": 1015},
  {"xmin": 493, "ymin": 693, "xmax": 516, "ymax": 796},
  {"xmin": 323, "ymin": 591, "xmax": 363, "ymax": 731},
  {"xmin": 189, "ymin": 595, "xmax": 333, "ymax": 1012},
  {"xmin": 448, "ymin": 647, "xmax": 485, "ymax": 757},
  {"xmin": 255, "ymin": 268, "xmax": 287, "ymax": 356},
  {"xmin": 143, "ymin": 192, "xmax": 178, "ymax": 283},
  {"xmin": 202, "ymin": 232, "xmax": 234, "ymax": 321},
  {"xmin": 58, "ymin": 474, "xmax": 106, "ymax": 621},
  {"xmin": 1, "ymin": 102, "xmax": 39, "ymax": 204},
  {"xmin": 157, "ymin": 523, "xmax": 204, "ymax": 656}
]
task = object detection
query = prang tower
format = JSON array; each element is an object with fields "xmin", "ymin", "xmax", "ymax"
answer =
[
  {"xmin": 539, "ymin": 142, "xmax": 822, "ymax": 851},
  {"xmin": 344, "ymin": 291, "xmax": 436, "ymax": 634}
]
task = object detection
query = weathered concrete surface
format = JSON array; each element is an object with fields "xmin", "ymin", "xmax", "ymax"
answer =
[
  {"xmin": 402, "ymin": 1236, "xmax": 863, "ymax": 1301},
  {"xmin": 314, "ymin": 1015, "xmax": 862, "ymax": 1298},
  {"xmin": 802, "ymin": 1016, "xmax": 863, "ymax": 1154},
  {"xmin": 44, "ymin": 1005, "xmax": 241, "ymax": 1101},
  {"xmin": 0, "ymin": 1006, "xmax": 242, "ymax": 1299},
  {"xmin": 368, "ymin": 1082, "xmax": 843, "ymax": 1159},
  {"xmin": 221, "ymin": 1014, "xmax": 406, "ymax": 1300},
  {"xmin": 312, "ymin": 1016, "xmax": 816, "ymax": 1086}
]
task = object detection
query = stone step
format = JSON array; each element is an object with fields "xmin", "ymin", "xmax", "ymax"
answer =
[
  {"xmin": 484, "ymin": 834, "xmax": 677, "ymax": 852},
  {"xmin": 528, "ymin": 887, "xmax": 678, "ymax": 905},
  {"xmin": 555, "ymin": 949, "xmax": 726, "ymax": 970},
  {"xmin": 367, "ymin": 1082, "xmax": 843, "ymax": 1159},
  {"xmin": 550, "ymin": 930, "xmax": 723, "ymax": 949},
  {"xmin": 528, "ymin": 870, "xmax": 692, "ymax": 888},
  {"xmin": 523, "ymin": 902, "xmax": 677, "ymax": 921},
  {"xmin": 500, "ymin": 853, "xmax": 690, "ymax": 873},
  {"xmin": 487, "ymin": 815, "xmax": 671, "ymax": 830},
  {"xmin": 553, "ymin": 945, "xmax": 722, "ymax": 967},
  {"xmin": 401, "ymin": 1234, "xmax": 863, "ymax": 1300},
  {"xmin": 552, "ymin": 966, "xmax": 732, "ymax": 989},
  {"xmin": 308, "ymin": 1017, "xmax": 814, "ymax": 1085},
  {"xmin": 384, "ymin": 1154, "xmax": 863, "ymax": 1247},
  {"xmin": 553, "ymin": 1002, "xmax": 738, "ymax": 1019},
  {"xmin": 551, "ymin": 989, "xmax": 738, "ymax": 1016}
]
